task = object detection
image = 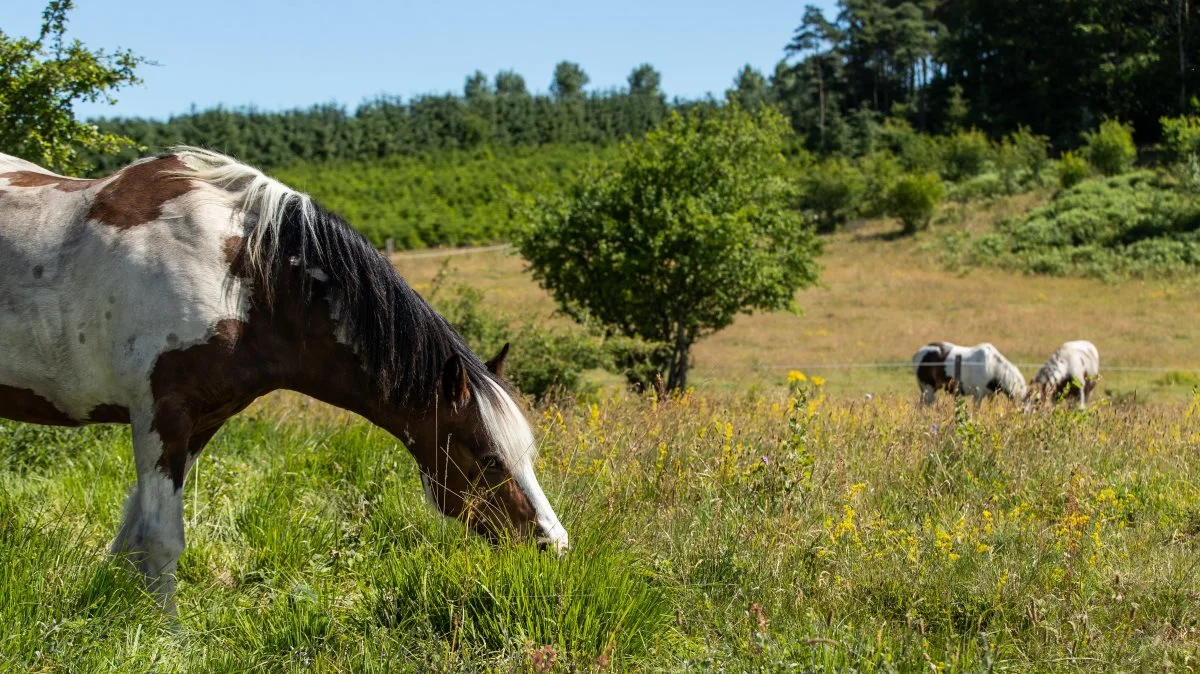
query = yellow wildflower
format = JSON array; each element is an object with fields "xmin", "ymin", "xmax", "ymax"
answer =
[{"xmin": 787, "ymin": 370, "xmax": 807, "ymax": 384}]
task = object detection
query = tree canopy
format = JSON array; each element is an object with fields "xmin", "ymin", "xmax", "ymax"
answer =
[
  {"xmin": 515, "ymin": 106, "xmax": 821, "ymax": 390},
  {"xmin": 0, "ymin": 0, "xmax": 146, "ymax": 173}
]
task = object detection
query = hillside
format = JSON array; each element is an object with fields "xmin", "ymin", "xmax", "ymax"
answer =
[{"xmin": 273, "ymin": 144, "xmax": 611, "ymax": 248}]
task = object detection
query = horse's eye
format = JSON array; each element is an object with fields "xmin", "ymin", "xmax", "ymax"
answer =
[{"xmin": 479, "ymin": 454, "xmax": 504, "ymax": 473}]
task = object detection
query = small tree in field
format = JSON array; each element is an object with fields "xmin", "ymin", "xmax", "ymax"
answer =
[
  {"xmin": 517, "ymin": 105, "xmax": 821, "ymax": 390},
  {"xmin": 0, "ymin": 1, "xmax": 146, "ymax": 173}
]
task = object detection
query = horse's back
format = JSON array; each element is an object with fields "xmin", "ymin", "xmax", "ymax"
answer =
[{"xmin": 0, "ymin": 155, "xmax": 247, "ymax": 422}]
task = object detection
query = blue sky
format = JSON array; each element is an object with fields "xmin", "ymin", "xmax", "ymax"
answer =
[{"xmin": 3, "ymin": 0, "xmax": 837, "ymax": 120}]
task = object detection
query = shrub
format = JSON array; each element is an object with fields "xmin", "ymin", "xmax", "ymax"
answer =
[
  {"xmin": 1160, "ymin": 115, "xmax": 1200, "ymax": 163},
  {"xmin": 879, "ymin": 118, "xmax": 941, "ymax": 173},
  {"xmin": 887, "ymin": 172, "xmax": 945, "ymax": 235},
  {"xmin": 602, "ymin": 336, "xmax": 673, "ymax": 392},
  {"xmin": 947, "ymin": 172, "xmax": 1006, "ymax": 202},
  {"xmin": 995, "ymin": 141, "xmax": 1024, "ymax": 195},
  {"xmin": 996, "ymin": 126, "xmax": 1052, "ymax": 191},
  {"xmin": 434, "ymin": 284, "xmax": 605, "ymax": 400},
  {"xmin": 857, "ymin": 151, "xmax": 904, "ymax": 218},
  {"xmin": 1057, "ymin": 151, "xmax": 1091, "ymax": 189},
  {"xmin": 797, "ymin": 157, "xmax": 866, "ymax": 233},
  {"xmin": 971, "ymin": 170, "xmax": 1200, "ymax": 278},
  {"xmin": 1082, "ymin": 119, "xmax": 1136, "ymax": 176},
  {"xmin": 939, "ymin": 129, "xmax": 992, "ymax": 182}
]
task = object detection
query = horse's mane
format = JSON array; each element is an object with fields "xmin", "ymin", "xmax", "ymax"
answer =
[{"xmin": 169, "ymin": 147, "xmax": 499, "ymax": 407}]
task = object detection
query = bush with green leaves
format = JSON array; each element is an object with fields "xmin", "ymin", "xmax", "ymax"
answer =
[
  {"xmin": 1057, "ymin": 151, "xmax": 1091, "ymax": 189},
  {"xmin": 972, "ymin": 170, "xmax": 1200, "ymax": 278},
  {"xmin": 887, "ymin": 171, "xmax": 945, "ymax": 234},
  {"xmin": 1161, "ymin": 115, "xmax": 1200, "ymax": 164},
  {"xmin": 433, "ymin": 284, "xmax": 606, "ymax": 400},
  {"xmin": 1082, "ymin": 119, "xmax": 1136, "ymax": 176},
  {"xmin": 994, "ymin": 126, "xmax": 1051, "ymax": 193},
  {"xmin": 857, "ymin": 151, "xmax": 903, "ymax": 217},
  {"xmin": 797, "ymin": 157, "xmax": 866, "ymax": 233},
  {"xmin": 939, "ymin": 129, "xmax": 993, "ymax": 182},
  {"xmin": 1008, "ymin": 126, "xmax": 1051, "ymax": 184},
  {"xmin": 878, "ymin": 118, "xmax": 941, "ymax": 173}
]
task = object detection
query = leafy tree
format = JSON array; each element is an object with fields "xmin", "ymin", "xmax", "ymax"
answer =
[
  {"xmin": 727, "ymin": 65, "xmax": 771, "ymax": 109},
  {"xmin": 0, "ymin": 0, "xmax": 146, "ymax": 172},
  {"xmin": 495, "ymin": 70, "xmax": 528, "ymax": 97},
  {"xmin": 785, "ymin": 6, "xmax": 845, "ymax": 148},
  {"xmin": 550, "ymin": 61, "xmax": 589, "ymax": 100},
  {"xmin": 464, "ymin": 70, "xmax": 492, "ymax": 101},
  {"xmin": 516, "ymin": 106, "xmax": 821, "ymax": 390},
  {"xmin": 627, "ymin": 64, "xmax": 663, "ymax": 97}
]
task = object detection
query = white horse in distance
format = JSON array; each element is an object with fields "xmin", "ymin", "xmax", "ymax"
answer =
[
  {"xmin": 912, "ymin": 342, "xmax": 1027, "ymax": 404},
  {"xmin": 1026, "ymin": 340, "xmax": 1100, "ymax": 410}
]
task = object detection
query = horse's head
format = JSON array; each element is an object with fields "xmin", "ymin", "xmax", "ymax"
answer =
[
  {"xmin": 410, "ymin": 344, "xmax": 568, "ymax": 553},
  {"xmin": 1023, "ymin": 380, "xmax": 1048, "ymax": 412}
]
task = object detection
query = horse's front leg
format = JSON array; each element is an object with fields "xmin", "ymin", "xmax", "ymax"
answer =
[{"xmin": 110, "ymin": 405, "xmax": 195, "ymax": 613}]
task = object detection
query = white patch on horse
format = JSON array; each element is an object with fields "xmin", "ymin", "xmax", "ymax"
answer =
[{"xmin": 476, "ymin": 379, "xmax": 568, "ymax": 553}]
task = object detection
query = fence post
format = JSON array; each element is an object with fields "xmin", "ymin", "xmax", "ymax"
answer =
[
  {"xmin": 954, "ymin": 355, "xmax": 963, "ymax": 394},
  {"xmin": 385, "ymin": 238, "xmax": 395, "ymax": 258}
]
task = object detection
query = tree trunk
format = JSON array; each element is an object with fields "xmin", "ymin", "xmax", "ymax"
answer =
[
  {"xmin": 817, "ymin": 63, "xmax": 826, "ymax": 145},
  {"xmin": 665, "ymin": 321, "xmax": 690, "ymax": 391},
  {"xmin": 1181, "ymin": 0, "xmax": 1190, "ymax": 113},
  {"xmin": 919, "ymin": 57, "xmax": 928, "ymax": 131}
]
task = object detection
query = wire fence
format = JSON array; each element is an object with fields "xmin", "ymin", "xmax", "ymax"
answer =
[
  {"xmin": 770, "ymin": 362, "xmax": 1198, "ymax": 373},
  {"xmin": 390, "ymin": 243, "xmax": 514, "ymax": 260}
]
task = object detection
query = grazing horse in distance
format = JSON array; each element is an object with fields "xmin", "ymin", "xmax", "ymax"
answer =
[
  {"xmin": 912, "ymin": 341, "xmax": 1027, "ymax": 404},
  {"xmin": 1026, "ymin": 340, "xmax": 1100, "ymax": 410},
  {"xmin": 0, "ymin": 148, "xmax": 567, "ymax": 612}
]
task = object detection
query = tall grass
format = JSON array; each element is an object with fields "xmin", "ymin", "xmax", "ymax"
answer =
[{"xmin": 2, "ymin": 382, "xmax": 1200, "ymax": 670}]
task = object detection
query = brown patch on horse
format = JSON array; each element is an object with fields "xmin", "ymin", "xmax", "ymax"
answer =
[
  {"xmin": 0, "ymin": 385, "xmax": 80, "ymax": 426},
  {"xmin": 222, "ymin": 236, "xmax": 251, "ymax": 278},
  {"xmin": 88, "ymin": 156, "xmax": 195, "ymax": 230},
  {"xmin": 146, "ymin": 269, "xmax": 364, "ymax": 489},
  {"xmin": 916, "ymin": 343, "xmax": 955, "ymax": 393},
  {"xmin": 87, "ymin": 400, "xmax": 132, "ymax": 422},
  {"xmin": 0, "ymin": 171, "xmax": 96, "ymax": 192}
]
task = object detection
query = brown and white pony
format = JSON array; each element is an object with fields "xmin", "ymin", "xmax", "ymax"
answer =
[
  {"xmin": 1025, "ymin": 340, "xmax": 1100, "ymax": 410},
  {"xmin": 0, "ymin": 148, "xmax": 566, "ymax": 611},
  {"xmin": 912, "ymin": 341, "xmax": 1027, "ymax": 404}
]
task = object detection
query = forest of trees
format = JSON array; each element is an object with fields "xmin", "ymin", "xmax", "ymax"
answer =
[{"xmin": 82, "ymin": 0, "xmax": 1198, "ymax": 175}]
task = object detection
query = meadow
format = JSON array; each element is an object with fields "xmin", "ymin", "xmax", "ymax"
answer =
[
  {"xmin": 3, "ymin": 197, "xmax": 1200, "ymax": 672},
  {"xmin": 4, "ymin": 386, "xmax": 1200, "ymax": 671}
]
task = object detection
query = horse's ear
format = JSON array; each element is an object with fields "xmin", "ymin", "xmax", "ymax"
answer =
[
  {"xmin": 441, "ymin": 355, "xmax": 471, "ymax": 410},
  {"xmin": 485, "ymin": 342, "xmax": 510, "ymax": 378}
]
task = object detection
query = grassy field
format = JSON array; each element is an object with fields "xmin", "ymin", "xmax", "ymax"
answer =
[
  {"xmin": 4, "ymin": 197, "xmax": 1200, "ymax": 671},
  {"xmin": 3, "ymin": 390, "xmax": 1200, "ymax": 671}
]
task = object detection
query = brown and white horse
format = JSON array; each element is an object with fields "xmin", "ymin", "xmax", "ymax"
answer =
[
  {"xmin": 1025, "ymin": 340, "xmax": 1100, "ymax": 410},
  {"xmin": 912, "ymin": 341, "xmax": 1027, "ymax": 404},
  {"xmin": 0, "ymin": 148, "xmax": 566, "ymax": 610}
]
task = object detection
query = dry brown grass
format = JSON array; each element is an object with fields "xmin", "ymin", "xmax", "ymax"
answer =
[{"xmin": 391, "ymin": 197, "xmax": 1200, "ymax": 402}]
